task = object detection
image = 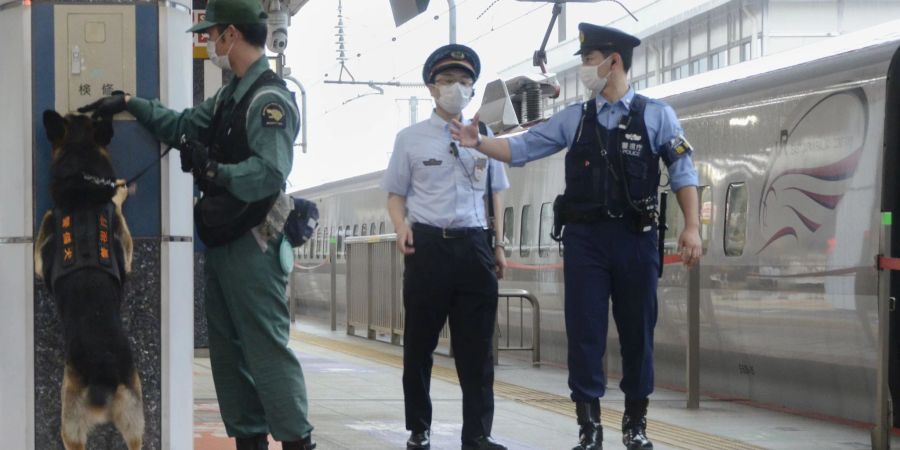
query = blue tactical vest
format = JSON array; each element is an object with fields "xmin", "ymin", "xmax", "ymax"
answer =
[
  {"xmin": 564, "ymin": 94, "xmax": 660, "ymax": 218},
  {"xmin": 49, "ymin": 204, "xmax": 122, "ymax": 293}
]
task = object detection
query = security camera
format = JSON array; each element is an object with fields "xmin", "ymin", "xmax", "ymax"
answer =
[{"xmin": 267, "ymin": 9, "xmax": 289, "ymax": 54}]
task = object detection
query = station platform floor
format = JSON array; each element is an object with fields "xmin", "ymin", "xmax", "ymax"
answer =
[{"xmin": 194, "ymin": 318, "xmax": 899, "ymax": 450}]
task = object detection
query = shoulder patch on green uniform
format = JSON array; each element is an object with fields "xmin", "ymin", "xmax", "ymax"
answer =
[{"xmin": 261, "ymin": 102, "xmax": 286, "ymax": 128}]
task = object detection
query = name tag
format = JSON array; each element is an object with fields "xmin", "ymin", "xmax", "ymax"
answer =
[{"xmin": 473, "ymin": 157, "xmax": 488, "ymax": 182}]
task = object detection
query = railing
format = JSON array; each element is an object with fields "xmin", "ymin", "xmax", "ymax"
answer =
[
  {"xmin": 345, "ymin": 234, "xmax": 447, "ymax": 347},
  {"xmin": 494, "ymin": 289, "xmax": 541, "ymax": 366},
  {"xmin": 344, "ymin": 234, "xmax": 537, "ymax": 361}
]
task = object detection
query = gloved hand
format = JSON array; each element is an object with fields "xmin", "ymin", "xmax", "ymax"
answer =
[
  {"xmin": 78, "ymin": 90, "xmax": 128, "ymax": 118},
  {"xmin": 190, "ymin": 143, "xmax": 218, "ymax": 182},
  {"xmin": 176, "ymin": 135, "xmax": 200, "ymax": 174}
]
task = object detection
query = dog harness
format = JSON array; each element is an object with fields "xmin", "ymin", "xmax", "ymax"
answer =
[{"xmin": 48, "ymin": 203, "xmax": 122, "ymax": 293}]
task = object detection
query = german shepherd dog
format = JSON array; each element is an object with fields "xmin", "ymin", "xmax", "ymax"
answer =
[{"xmin": 34, "ymin": 111, "xmax": 143, "ymax": 450}]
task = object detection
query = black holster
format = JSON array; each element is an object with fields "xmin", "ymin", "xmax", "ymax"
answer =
[
  {"xmin": 551, "ymin": 195, "xmax": 567, "ymax": 242},
  {"xmin": 657, "ymin": 194, "xmax": 668, "ymax": 278}
]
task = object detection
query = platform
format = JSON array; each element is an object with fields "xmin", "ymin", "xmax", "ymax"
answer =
[{"xmin": 194, "ymin": 318, "xmax": 899, "ymax": 449}]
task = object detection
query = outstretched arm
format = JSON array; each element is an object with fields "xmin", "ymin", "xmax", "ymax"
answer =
[{"xmin": 449, "ymin": 114, "xmax": 513, "ymax": 163}]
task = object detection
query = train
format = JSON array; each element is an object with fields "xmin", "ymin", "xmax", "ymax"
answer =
[{"xmin": 289, "ymin": 19, "xmax": 900, "ymax": 427}]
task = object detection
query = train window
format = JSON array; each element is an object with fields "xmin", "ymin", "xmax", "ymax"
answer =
[
  {"xmin": 361, "ymin": 223, "xmax": 368, "ymax": 236},
  {"xmin": 337, "ymin": 227, "xmax": 344, "ymax": 259},
  {"xmin": 353, "ymin": 225, "xmax": 358, "ymax": 237},
  {"xmin": 379, "ymin": 222, "xmax": 385, "ymax": 234},
  {"xmin": 370, "ymin": 223, "xmax": 376, "ymax": 236},
  {"xmin": 520, "ymin": 204, "xmax": 533, "ymax": 257},
  {"xmin": 698, "ymin": 186, "xmax": 712, "ymax": 254},
  {"xmin": 502, "ymin": 207, "xmax": 514, "ymax": 258},
  {"xmin": 724, "ymin": 182, "xmax": 749, "ymax": 257},
  {"xmin": 538, "ymin": 202, "xmax": 553, "ymax": 257}
]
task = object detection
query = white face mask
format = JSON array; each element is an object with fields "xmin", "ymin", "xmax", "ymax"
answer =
[
  {"xmin": 435, "ymin": 82, "xmax": 473, "ymax": 116},
  {"xmin": 579, "ymin": 55, "xmax": 613, "ymax": 94},
  {"xmin": 207, "ymin": 32, "xmax": 234, "ymax": 71}
]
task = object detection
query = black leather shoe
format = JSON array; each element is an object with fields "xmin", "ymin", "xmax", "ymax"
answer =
[
  {"xmin": 282, "ymin": 434, "xmax": 316, "ymax": 450},
  {"xmin": 461, "ymin": 436, "xmax": 507, "ymax": 450},
  {"xmin": 572, "ymin": 400, "xmax": 602, "ymax": 450},
  {"xmin": 236, "ymin": 434, "xmax": 268, "ymax": 450},
  {"xmin": 621, "ymin": 415, "xmax": 653, "ymax": 450},
  {"xmin": 407, "ymin": 430, "xmax": 430, "ymax": 449}
]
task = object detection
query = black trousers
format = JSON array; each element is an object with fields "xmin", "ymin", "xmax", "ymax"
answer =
[{"xmin": 402, "ymin": 224, "xmax": 498, "ymax": 442}]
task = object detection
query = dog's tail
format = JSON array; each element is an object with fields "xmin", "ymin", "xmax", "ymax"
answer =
[
  {"xmin": 88, "ymin": 384, "xmax": 115, "ymax": 407},
  {"xmin": 85, "ymin": 351, "xmax": 122, "ymax": 407}
]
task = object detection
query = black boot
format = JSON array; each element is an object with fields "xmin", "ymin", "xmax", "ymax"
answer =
[
  {"xmin": 282, "ymin": 434, "xmax": 316, "ymax": 450},
  {"xmin": 461, "ymin": 436, "xmax": 507, "ymax": 450},
  {"xmin": 572, "ymin": 399, "xmax": 602, "ymax": 450},
  {"xmin": 622, "ymin": 399, "xmax": 653, "ymax": 450},
  {"xmin": 235, "ymin": 434, "xmax": 268, "ymax": 450}
]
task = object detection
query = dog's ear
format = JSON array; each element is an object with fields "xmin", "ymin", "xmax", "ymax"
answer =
[
  {"xmin": 93, "ymin": 117, "xmax": 114, "ymax": 147},
  {"xmin": 43, "ymin": 110, "xmax": 67, "ymax": 145}
]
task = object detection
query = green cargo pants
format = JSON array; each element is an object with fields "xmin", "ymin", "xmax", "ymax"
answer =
[{"xmin": 205, "ymin": 232, "xmax": 313, "ymax": 441}]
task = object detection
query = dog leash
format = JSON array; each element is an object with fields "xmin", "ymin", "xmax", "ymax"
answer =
[
  {"xmin": 77, "ymin": 146, "xmax": 175, "ymax": 191},
  {"xmin": 124, "ymin": 146, "xmax": 175, "ymax": 186}
]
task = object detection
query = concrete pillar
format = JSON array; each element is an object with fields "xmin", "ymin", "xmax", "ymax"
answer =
[
  {"xmin": 0, "ymin": 3, "xmax": 34, "ymax": 449},
  {"xmin": 0, "ymin": 1, "xmax": 195, "ymax": 448}
]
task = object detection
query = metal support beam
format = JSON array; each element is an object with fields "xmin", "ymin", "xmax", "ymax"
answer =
[
  {"xmin": 448, "ymin": 0, "xmax": 456, "ymax": 44},
  {"xmin": 686, "ymin": 263, "xmax": 701, "ymax": 409},
  {"xmin": 557, "ymin": 2, "xmax": 566, "ymax": 43},
  {"xmin": 330, "ymin": 240, "xmax": 337, "ymax": 331},
  {"xmin": 874, "ymin": 214, "xmax": 893, "ymax": 450},
  {"xmin": 284, "ymin": 75, "xmax": 308, "ymax": 153}
]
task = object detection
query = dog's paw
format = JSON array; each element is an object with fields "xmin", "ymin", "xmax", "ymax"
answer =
[
  {"xmin": 34, "ymin": 259, "xmax": 44, "ymax": 280},
  {"xmin": 112, "ymin": 180, "xmax": 129, "ymax": 207}
]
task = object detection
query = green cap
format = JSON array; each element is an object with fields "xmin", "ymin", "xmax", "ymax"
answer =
[{"xmin": 187, "ymin": 0, "xmax": 268, "ymax": 33}]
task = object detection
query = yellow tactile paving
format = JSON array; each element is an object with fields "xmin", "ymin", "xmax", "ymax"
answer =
[{"xmin": 292, "ymin": 330, "xmax": 764, "ymax": 450}]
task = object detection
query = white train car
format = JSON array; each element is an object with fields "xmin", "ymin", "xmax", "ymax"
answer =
[{"xmin": 291, "ymin": 21, "xmax": 900, "ymax": 426}]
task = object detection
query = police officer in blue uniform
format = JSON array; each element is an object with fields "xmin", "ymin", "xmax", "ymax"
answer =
[
  {"xmin": 383, "ymin": 44, "xmax": 510, "ymax": 450},
  {"xmin": 451, "ymin": 24, "xmax": 701, "ymax": 450}
]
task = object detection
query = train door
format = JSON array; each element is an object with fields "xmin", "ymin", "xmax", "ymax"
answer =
[{"xmin": 883, "ymin": 44, "xmax": 900, "ymax": 429}]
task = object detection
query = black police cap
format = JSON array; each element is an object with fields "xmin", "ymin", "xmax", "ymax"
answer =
[
  {"xmin": 422, "ymin": 44, "xmax": 481, "ymax": 84},
  {"xmin": 574, "ymin": 23, "xmax": 641, "ymax": 56}
]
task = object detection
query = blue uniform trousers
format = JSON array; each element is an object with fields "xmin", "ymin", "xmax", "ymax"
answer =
[{"xmin": 562, "ymin": 221, "xmax": 659, "ymax": 403}]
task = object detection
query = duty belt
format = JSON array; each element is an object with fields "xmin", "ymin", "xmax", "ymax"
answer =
[
  {"xmin": 412, "ymin": 223, "xmax": 485, "ymax": 239},
  {"xmin": 562, "ymin": 208, "xmax": 635, "ymax": 224}
]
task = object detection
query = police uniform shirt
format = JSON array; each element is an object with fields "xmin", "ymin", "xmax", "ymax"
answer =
[
  {"xmin": 507, "ymin": 88, "xmax": 698, "ymax": 192},
  {"xmin": 382, "ymin": 112, "xmax": 510, "ymax": 229},
  {"xmin": 126, "ymin": 56, "xmax": 299, "ymax": 203}
]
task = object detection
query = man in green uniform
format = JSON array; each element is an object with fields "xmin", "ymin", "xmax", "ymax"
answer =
[{"xmin": 79, "ymin": 0, "xmax": 314, "ymax": 448}]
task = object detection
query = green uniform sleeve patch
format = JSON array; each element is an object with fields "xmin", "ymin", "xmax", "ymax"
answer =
[{"xmin": 261, "ymin": 102, "xmax": 286, "ymax": 128}]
